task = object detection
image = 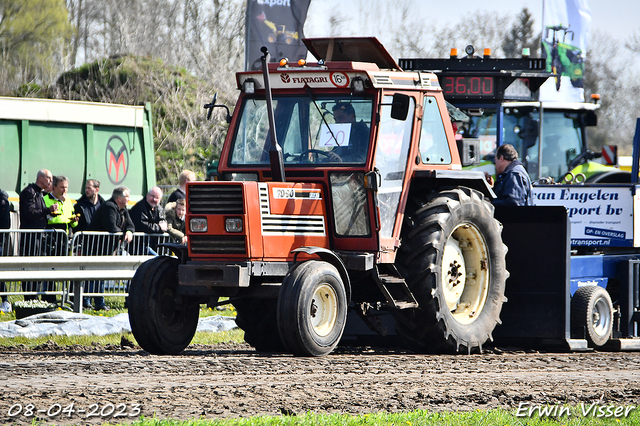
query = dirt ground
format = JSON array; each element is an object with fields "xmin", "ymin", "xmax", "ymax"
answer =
[{"xmin": 1, "ymin": 342, "xmax": 640, "ymax": 425}]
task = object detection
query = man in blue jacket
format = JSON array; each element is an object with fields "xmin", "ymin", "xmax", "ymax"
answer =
[{"xmin": 485, "ymin": 144, "xmax": 533, "ymax": 206}]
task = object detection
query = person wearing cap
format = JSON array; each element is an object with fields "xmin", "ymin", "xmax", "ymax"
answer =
[{"xmin": 330, "ymin": 102, "xmax": 370, "ymax": 163}]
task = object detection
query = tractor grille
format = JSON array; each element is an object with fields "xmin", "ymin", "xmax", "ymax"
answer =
[
  {"xmin": 190, "ymin": 235, "xmax": 246, "ymax": 255},
  {"xmin": 188, "ymin": 184, "xmax": 244, "ymax": 214}
]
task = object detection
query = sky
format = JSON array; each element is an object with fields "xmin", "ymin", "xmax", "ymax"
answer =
[{"xmin": 305, "ymin": 0, "xmax": 640, "ymax": 46}]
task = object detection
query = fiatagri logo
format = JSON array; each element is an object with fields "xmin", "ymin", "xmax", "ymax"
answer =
[
  {"xmin": 256, "ymin": 0, "xmax": 291, "ymax": 7},
  {"xmin": 280, "ymin": 73, "xmax": 328, "ymax": 84}
]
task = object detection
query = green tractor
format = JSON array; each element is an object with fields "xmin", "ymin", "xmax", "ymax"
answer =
[{"xmin": 541, "ymin": 25, "xmax": 585, "ymax": 90}]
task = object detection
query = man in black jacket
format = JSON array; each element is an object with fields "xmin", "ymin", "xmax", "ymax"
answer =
[
  {"xmin": 85, "ymin": 186, "xmax": 134, "ymax": 310},
  {"xmin": 88, "ymin": 186, "xmax": 135, "ymax": 238},
  {"xmin": 74, "ymin": 179, "xmax": 105, "ymax": 232},
  {"xmin": 19, "ymin": 169, "xmax": 56, "ymax": 300},
  {"xmin": 130, "ymin": 186, "xmax": 167, "ymax": 234},
  {"xmin": 19, "ymin": 169, "xmax": 54, "ymax": 231},
  {"xmin": 0, "ymin": 188, "xmax": 12, "ymax": 312},
  {"xmin": 129, "ymin": 186, "xmax": 167, "ymax": 255}
]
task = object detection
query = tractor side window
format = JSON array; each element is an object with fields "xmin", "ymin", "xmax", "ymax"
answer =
[
  {"xmin": 330, "ymin": 172, "xmax": 371, "ymax": 237},
  {"xmin": 282, "ymin": 102, "xmax": 302, "ymax": 160},
  {"xmin": 375, "ymin": 95, "xmax": 415, "ymax": 239},
  {"xmin": 420, "ymin": 96, "xmax": 452, "ymax": 164},
  {"xmin": 230, "ymin": 99, "xmax": 271, "ymax": 165}
]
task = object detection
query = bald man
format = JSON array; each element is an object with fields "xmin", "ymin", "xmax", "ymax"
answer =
[{"xmin": 129, "ymin": 186, "xmax": 168, "ymax": 234}]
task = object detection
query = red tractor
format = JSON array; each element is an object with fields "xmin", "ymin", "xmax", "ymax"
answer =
[{"xmin": 129, "ymin": 38, "xmax": 508, "ymax": 356}]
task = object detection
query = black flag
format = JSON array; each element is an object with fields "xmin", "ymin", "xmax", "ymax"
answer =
[{"xmin": 245, "ymin": 0, "xmax": 311, "ymax": 71}]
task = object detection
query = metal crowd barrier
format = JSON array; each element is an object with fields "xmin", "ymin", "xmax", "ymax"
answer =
[{"xmin": 0, "ymin": 230, "xmax": 173, "ymax": 312}]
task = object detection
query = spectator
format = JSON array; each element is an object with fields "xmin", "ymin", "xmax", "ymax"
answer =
[
  {"xmin": 74, "ymin": 179, "xmax": 105, "ymax": 232},
  {"xmin": 19, "ymin": 169, "xmax": 54, "ymax": 230},
  {"xmin": 0, "ymin": 188, "xmax": 10, "ymax": 230},
  {"xmin": 130, "ymin": 186, "xmax": 167, "ymax": 234},
  {"xmin": 167, "ymin": 170, "xmax": 196, "ymax": 204},
  {"xmin": 89, "ymin": 186, "xmax": 135, "ymax": 237},
  {"xmin": 130, "ymin": 186, "xmax": 167, "ymax": 255},
  {"xmin": 73, "ymin": 179, "xmax": 105, "ymax": 309},
  {"xmin": 165, "ymin": 198, "xmax": 187, "ymax": 244},
  {"xmin": 485, "ymin": 144, "xmax": 533, "ymax": 206},
  {"xmin": 0, "ymin": 188, "xmax": 12, "ymax": 313},
  {"xmin": 19, "ymin": 169, "xmax": 55, "ymax": 300},
  {"xmin": 42, "ymin": 176, "xmax": 78, "ymax": 303},
  {"xmin": 44, "ymin": 176, "xmax": 79, "ymax": 238},
  {"xmin": 85, "ymin": 186, "xmax": 135, "ymax": 311}
]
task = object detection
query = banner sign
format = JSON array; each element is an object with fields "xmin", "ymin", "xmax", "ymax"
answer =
[
  {"xmin": 245, "ymin": 0, "xmax": 311, "ymax": 71},
  {"xmin": 540, "ymin": 0, "xmax": 592, "ymax": 102},
  {"xmin": 533, "ymin": 185, "xmax": 635, "ymax": 247}
]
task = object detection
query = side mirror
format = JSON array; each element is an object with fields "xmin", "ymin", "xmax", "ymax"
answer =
[
  {"xmin": 204, "ymin": 93, "xmax": 232, "ymax": 123},
  {"xmin": 390, "ymin": 93, "xmax": 410, "ymax": 121},
  {"xmin": 585, "ymin": 110, "xmax": 597, "ymax": 127},
  {"xmin": 456, "ymin": 138, "xmax": 481, "ymax": 167}
]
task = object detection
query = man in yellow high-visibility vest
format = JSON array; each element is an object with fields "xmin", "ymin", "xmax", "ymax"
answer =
[
  {"xmin": 42, "ymin": 176, "xmax": 78, "ymax": 303},
  {"xmin": 44, "ymin": 176, "xmax": 78, "ymax": 236}
]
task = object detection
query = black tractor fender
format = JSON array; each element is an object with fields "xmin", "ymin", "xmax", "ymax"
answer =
[
  {"xmin": 412, "ymin": 169, "xmax": 495, "ymax": 200},
  {"xmin": 157, "ymin": 243, "xmax": 189, "ymax": 264},
  {"xmin": 291, "ymin": 247, "xmax": 352, "ymax": 302}
]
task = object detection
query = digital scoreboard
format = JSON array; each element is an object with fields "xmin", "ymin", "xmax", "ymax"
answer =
[
  {"xmin": 398, "ymin": 57, "xmax": 549, "ymax": 102},
  {"xmin": 441, "ymin": 76, "xmax": 495, "ymax": 98}
]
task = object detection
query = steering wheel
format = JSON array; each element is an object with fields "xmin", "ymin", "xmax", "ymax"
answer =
[{"xmin": 299, "ymin": 149, "xmax": 342, "ymax": 163}]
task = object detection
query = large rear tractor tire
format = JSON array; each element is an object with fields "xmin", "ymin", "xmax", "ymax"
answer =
[
  {"xmin": 277, "ymin": 260, "xmax": 347, "ymax": 356},
  {"xmin": 233, "ymin": 298, "xmax": 286, "ymax": 352},
  {"xmin": 394, "ymin": 187, "xmax": 508, "ymax": 353},
  {"xmin": 129, "ymin": 256, "xmax": 200, "ymax": 354},
  {"xmin": 571, "ymin": 285, "xmax": 613, "ymax": 347}
]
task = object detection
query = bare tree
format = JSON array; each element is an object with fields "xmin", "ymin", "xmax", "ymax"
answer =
[
  {"xmin": 585, "ymin": 30, "xmax": 640, "ymax": 153},
  {"xmin": 625, "ymin": 29, "xmax": 640, "ymax": 56},
  {"xmin": 502, "ymin": 8, "xmax": 541, "ymax": 57}
]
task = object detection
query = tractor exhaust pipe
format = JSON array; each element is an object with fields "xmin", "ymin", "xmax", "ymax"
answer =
[{"xmin": 260, "ymin": 46, "xmax": 286, "ymax": 182}]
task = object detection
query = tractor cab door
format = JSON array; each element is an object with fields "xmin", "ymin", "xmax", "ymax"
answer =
[{"xmin": 374, "ymin": 93, "xmax": 416, "ymax": 260}]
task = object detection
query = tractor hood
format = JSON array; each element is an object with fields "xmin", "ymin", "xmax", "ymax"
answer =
[{"xmin": 303, "ymin": 37, "xmax": 401, "ymax": 71}]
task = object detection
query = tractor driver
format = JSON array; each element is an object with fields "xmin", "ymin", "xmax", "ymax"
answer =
[{"xmin": 329, "ymin": 102, "xmax": 370, "ymax": 163}]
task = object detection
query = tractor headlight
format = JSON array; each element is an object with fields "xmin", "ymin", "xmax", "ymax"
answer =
[
  {"xmin": 190, "ymin": 217, "xmax": 208, "ymax": 233},
  {"xmin": 225, "ymin": 218, "xmax": 243, "ymax": 233},
  {"xmin": 243, "ymin": 79, "xmax": 255, "ymax": 94}
]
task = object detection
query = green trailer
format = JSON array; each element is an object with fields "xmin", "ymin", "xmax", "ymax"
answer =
[{"xmin": 0, "ymin": 97, "xmax": 155, "ymax": 207}]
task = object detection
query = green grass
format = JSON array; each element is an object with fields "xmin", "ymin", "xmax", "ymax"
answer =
[
  {"xmin": 82, "ymin": 407, "xmax": 640, "ymax": 425},
  {"xmin": 0, "ymin": 299, "xmax": 242, "ymax": 349}
]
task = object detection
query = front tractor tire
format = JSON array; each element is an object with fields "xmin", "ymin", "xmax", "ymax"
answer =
[
  {"xmin": 277, "ymin": 260, "xmax": 347, "ymax": 356},
  {"xmin": 129, "ymin": 256, "xmax": 199, "ymax": 355},
  {"xmin": 395, "ymin": 187, "xmax": 508, "ymax": 354}
]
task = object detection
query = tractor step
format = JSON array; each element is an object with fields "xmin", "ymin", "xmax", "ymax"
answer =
[{"xmin": 374, "ymin": 268, "xmax": 418, "ymax": 309}]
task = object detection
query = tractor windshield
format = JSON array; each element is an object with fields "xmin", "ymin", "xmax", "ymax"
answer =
[
  {"xmin": 503, "ymin": 107, "xmax": 584, "ymax": 181},
  {"xmin": 229, "ymin": 95, "xmax": 373, "ymax": 166},
  {"xmin": 455, "ymin": 106, "xmax": 585, "ymax": 181}
]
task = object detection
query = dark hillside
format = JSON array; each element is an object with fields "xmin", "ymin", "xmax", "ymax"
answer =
[{"xmin": 17, "ymin": 55, "xmax": 230, "ymax": 184}]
